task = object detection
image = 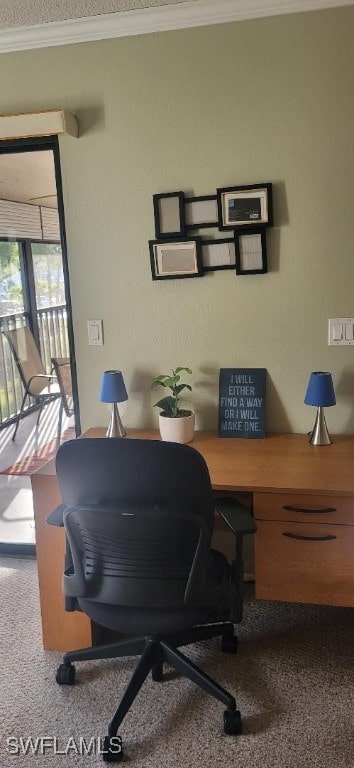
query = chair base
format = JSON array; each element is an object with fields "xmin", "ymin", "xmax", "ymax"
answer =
[
  {"xmin": 56, "ymin": 622, "xmax": 241, "ymax": 753},
  {"xmin": 61, "ymin": 621, "xmax": 236, "ymax": 666}
]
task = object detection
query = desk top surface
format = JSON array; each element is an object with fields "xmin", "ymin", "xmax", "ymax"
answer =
[{"xmin": 78, "ymin": 429, "xmax": 354, "ymax": 497}]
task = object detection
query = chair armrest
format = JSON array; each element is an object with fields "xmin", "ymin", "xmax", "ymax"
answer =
[
  {"xmin": 30, "ymin": 374, "xmax": 57, "ymax": 379},
  {"xmin": 46, "ymin": 504, "xmax": 66, "ymax": 527},
  {"xmin": 46, "ymin": 505, "xmax": 82, "ymax": 608},
  {"xmin": 214, "ymin": 497, "xmax": 256, "ymax": 535},
  {"xmin": 28, "ymin": 373, "xmax": 58, "ymax": 385}
]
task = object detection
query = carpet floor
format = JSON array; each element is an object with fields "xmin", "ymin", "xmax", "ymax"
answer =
[{"xmin": 0, "ymin": 557, "xmax": 353, "ymax": 767}]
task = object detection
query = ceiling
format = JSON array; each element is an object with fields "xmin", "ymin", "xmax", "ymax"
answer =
[
  {"xmin": 0, "ymin": 0, "xmax": 353, "ymax": 31},
  {"xmin": 0, "ymin": 151, "xmax": 57, "ymax": 208},
  {"xmin": 0, "ymin": 0, "xmax": 185, "ymax": 29}
]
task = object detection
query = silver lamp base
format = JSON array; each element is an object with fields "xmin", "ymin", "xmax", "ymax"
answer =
[
  {"xmin": 106, "ymin": 403, "xmax": 126, "ymax": 438},
  {"xmin": 309, "ymin": 406, "xmax": 332, "ymax": 446}
]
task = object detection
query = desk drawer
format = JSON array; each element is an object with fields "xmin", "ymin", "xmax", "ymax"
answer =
[
  {"xmin": 254, "ymin": 492, "xmax": 354, "ymax": 526},
  {"xmin": 255, "ymin": 520, "xmax": 354, "ymax": 607}
]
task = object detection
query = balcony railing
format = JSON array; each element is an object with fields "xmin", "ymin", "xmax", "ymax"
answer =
[{"xmin": 0, "ymin": 304, "xmax": 68, "ymax": 427}]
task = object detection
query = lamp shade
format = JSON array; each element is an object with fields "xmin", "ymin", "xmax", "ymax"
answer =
[
  {"xmin": 304, "ymin": 371, "xmax": 336, "ymax": 407},
  {"xmin": 100, "ymin": 370, "xmax": 128, "ymax": 403}
]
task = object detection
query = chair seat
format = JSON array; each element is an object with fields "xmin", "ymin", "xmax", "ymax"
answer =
[{"xmin": 32, "ymin": 381, "xmax": 61, "ymax": 397}]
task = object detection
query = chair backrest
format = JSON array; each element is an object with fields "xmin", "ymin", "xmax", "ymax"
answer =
[
  {"xmin": 56, "ymin": 438, "xmax": 215, "ymax": 609},
  {"xmin": 51, "ymin": 357, "xmax": 73, "ymax": 416},
  {"xmin": 3, "ymin": 326, "xmax": 47, "ymax": 394}
]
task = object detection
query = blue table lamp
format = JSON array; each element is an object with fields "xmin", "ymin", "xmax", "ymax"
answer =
[
  {"xmin": 100, "ymin": 370, "xmax": 128, "ymax": 437},
  {"xmin": 304, "ymin": 371, "xmax": 336, "ymax": 445}
]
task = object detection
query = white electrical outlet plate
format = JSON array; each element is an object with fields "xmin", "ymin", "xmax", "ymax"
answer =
[
  {"xmin": 328, "ymin": 318, "xmax": 354, "ymax": 346},
  {"xmin": 87, "ymin": 319, "xmax": 103, "ymax": 345}
]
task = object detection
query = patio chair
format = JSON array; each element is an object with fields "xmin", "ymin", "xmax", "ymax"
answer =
[
  {"xmin": 51, "ymin": 356, "xmax": 74, "ymax": 445},
  {"xmin": 3, "ymin": 326, "xmax": 63, "ymax": 442}
]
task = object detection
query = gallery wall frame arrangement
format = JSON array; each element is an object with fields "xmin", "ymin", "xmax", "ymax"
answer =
[
  {"xmin": 201, "ymin": 238, "xmax": 236, "ymax": 271},
  {"xmin": 185, "ymin": 195, "xmax": 219, "ymax": 229},
  {"xmin": 217, "ymin": 183, "xmax": 273, "ymax": 230},
  {"xmin": 153, "ymin": 192, "xmax": 186, "ymax": 239},
  {"xmin": 235, "ymin": 228, "xmax": 267, "ymax": 275},
  {"xmin": 149, "ymin": 182, "xmax": 273, "ymax": 280},
  {"xmin": 149, "ymin": 237, "xmax": 203, "ymax": 280}
]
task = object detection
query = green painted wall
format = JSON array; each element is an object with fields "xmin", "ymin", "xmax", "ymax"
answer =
[{"xmin": 2, "ymin": 6, "xmax": 354, "ymax": 435}]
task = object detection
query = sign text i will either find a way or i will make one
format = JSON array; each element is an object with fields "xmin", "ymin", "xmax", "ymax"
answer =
[{"xmin": 218, "ymin": 369, "xmax": 266, "ymax": 437}]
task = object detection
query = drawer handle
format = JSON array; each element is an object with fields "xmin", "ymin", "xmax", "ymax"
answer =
[
  {"xmin": 282, "ymin": 505, "xmax": 337, "ymax": 514},
  {"xmin": 282, "ymin": 532, "xmax": 337, "ymax": 542}
]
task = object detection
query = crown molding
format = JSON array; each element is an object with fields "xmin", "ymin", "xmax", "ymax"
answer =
[{"xmin": 0, "ymin": 0, "xmax": 353, "ymax": 54}]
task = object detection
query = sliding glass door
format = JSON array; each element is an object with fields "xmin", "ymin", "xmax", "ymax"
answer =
[{"xmin": 0, "ymin": 137, "xmax": 78, "ymax": 555}]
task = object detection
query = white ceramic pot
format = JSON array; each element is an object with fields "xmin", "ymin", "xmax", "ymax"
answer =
[{"xmin": 158, "ymin": 411, "xmax": 195, "ymax": 444}]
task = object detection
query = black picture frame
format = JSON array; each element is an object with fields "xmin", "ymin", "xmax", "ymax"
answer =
[
  {"xmin": 201, "ymin": 238, "xmax": 236, "ymax": 271},
  {"xmin": 153, "ymin": 192, "xmax": 186, "ymax": 239},
  {"xmin": 217, "ymin": 183, "xmax": 273, "ymax": 230},
  {"xmin": 149, "ymin": 237, "xmax": 203, "ymax": 280},
  {"xmin": 234, "ymin": 228, "xmax": 267, "ymax": 275},
  {"xmin": 185, "ymin": 195, "xmax": 219, "ymax": 229}
]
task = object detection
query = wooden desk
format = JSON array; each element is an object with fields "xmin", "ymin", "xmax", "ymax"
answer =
[{"xmin": 32, "ymin": 430, "xmax": 354, "ymax": 651}]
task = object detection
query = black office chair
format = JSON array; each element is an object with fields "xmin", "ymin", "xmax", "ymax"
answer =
[{"xmin": 51, "ymin": 438, "xmax": 255, "ymax": 762}]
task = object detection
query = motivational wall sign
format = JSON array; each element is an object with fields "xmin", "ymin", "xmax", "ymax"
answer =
[{"xmin": 218, "ymin": 368, "xmax": 266, "ymax": 438}]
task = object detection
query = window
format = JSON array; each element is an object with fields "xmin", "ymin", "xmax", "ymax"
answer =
[
  {"xmin": 0, "ymin": 242, "xmax": 24, "ymax": 316},
  {"xmin": 31, "ymin": 242, "xmax": 65, "ymax": 309}
]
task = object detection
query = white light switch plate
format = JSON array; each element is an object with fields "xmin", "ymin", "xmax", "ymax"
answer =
[
  {"xmin": 328, "ymin": 318, "xmax": 354, "ymax": 346},
  {"xmin": 87, "ymin": 319, "xmax": 103, "ymax": 345}
]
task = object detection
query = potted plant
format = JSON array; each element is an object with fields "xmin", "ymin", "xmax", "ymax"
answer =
[{"xmin": 151, "ymin": 367, "xmax": 195, "ymax": 444}]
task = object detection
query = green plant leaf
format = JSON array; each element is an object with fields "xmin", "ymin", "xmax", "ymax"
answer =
[
  {"xmin": 151, "ymin": 374, "xmax": 168, "ymax": 384},
  {"xmin": 175, "ymin": 384, "xmax": 192, "ymax": 394},
  {"xmin": 152, "ymin": 367, "xmax": 192, "ymax": 417},
  {"xmin": 153, "ymin": 395, "xmax": 176, "ymax": 417},
  {"xmin": 175, "ymin": 367, "xmax": 192, "ymax": 374},
  {"xmin": 161, "ymin": 376, "xmax": 177, "ymax": 390},
  {"xmin": 151, "ymin": 380, "xmax": 167, "ymax": 389}
]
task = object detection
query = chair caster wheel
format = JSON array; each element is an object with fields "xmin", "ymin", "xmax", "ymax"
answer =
[
  {"xmin": 152, "ymin": 662, "xmax": 164, "ymax": 682},
  {"xmin": 56, "ymin": 663, "xmax": 75, "ymax": 685},
  {"xmin": 221, "ymin": 632, "xmax": 238, "ymax": 654},
  {"xmin": 223, "ymin": 709, "xmax": 242, "ymax": 735},
  {"xmin": 102, "ymin": 735, "xmax": 123, "ymax": 762}
]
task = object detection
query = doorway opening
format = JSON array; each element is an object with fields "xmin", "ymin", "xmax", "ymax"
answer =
[{"xmin": 0, "ymin": 136, "xmax": 79, "ymax": 555}]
